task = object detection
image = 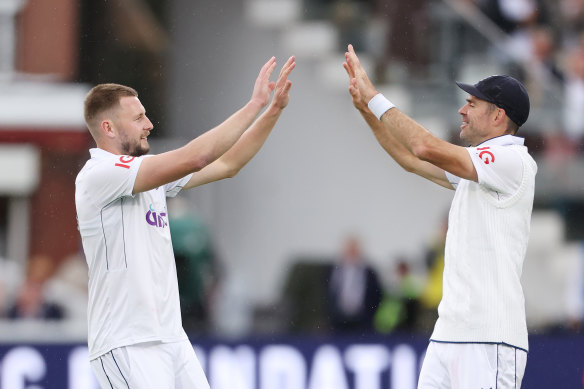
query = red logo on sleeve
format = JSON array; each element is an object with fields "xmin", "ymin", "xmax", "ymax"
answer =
[
  {"xmin": 477, "ymin": 147, "xmax": 495, "ymax": 164},
  {"xmin": 115, "ymin": 156, "xmax": 135, "ymax": 169}
]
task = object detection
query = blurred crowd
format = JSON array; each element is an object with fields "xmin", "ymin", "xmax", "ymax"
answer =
[
  {"xmin": 3, "ymin": 210, "xmax": 582, "ymax": 340},
  {"xmin": 275, "ymin": 216, "xmax": 584, "ymax": 338},
  {"xmin": 0, "ymin": 252, "xmax": 88, "ymax": 323}
]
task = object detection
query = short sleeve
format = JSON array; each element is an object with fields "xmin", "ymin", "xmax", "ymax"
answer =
[
  {"xmin": 445, "ymin": 171, "xmax": 461, "ymax": 189},
  {"xmin": 84, "ymin": 155, "xmax": 144, "ymax": 208},
  {"xmin": 466, "ymin": 145, "xmax": 523, "ymax": 198},
  {"xmin": 164, "ymin": 173, "xmax": 193, "ymax": 198}
]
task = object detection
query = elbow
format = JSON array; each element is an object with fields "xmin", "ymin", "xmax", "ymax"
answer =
[
  {"xmin": 217, "ymin": 158, "xmax": 242, "ymax": 179},
  {"xmin": 189, "ymin": 154, "xmax": 213, "ymax": 172},
  {"xmin": 401, "ymin": 162, "xmax": 416, "ymax": 174},
  {"xmin": 223, "ymin": 165, "xmax": 241, "ymax": 179},
  {"xmin": 411, "ymin": 142, "xmax": 433, "ymax": 163}
]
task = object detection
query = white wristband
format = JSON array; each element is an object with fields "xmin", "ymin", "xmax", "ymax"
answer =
[{"xmin": 368, "ymin": 93, "xmax": 395, "ymax": 120}]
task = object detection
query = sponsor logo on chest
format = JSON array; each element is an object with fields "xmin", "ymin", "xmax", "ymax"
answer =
[{"xmin": 145, "ymin": 203, "xmax": 168, "ymax": 228}]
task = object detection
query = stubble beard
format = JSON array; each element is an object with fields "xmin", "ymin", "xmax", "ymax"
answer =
[{"xmin": 121, "ymin": 140, "xmax": 149, "ymax": 157}]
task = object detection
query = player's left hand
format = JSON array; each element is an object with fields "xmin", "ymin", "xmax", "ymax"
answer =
[{"xmin": 270, "ymin": 56, "xmax": 296, "ymax": 110}]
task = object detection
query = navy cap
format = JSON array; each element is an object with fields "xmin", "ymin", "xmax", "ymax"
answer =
[{"xmin": 456, "ymin": 75, "xmax": 530, "ymax": 127}]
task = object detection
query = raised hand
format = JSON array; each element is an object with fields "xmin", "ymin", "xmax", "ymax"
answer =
[
  {"xmin": 343, "ymin": 61, "xmax": 367, "ymax": 112},
  {"xmin": 251, "ymin": 57, "xmax": 278, "ymax": 108},
  {"xmin": 270, "ymin": 56, "xmax": 296, "ymax": 110},
  {"xmin": 344, "ymin": 44, "xmax": 378, "ymax": 104}
]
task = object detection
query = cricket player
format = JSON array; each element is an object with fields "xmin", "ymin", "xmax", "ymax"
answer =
[
  {"xmin": 343, "ymin": 44, "xmax": 536, "ymax": 388},
  {"xmin": 75, "ymin": 56, "xmax": 295, "ymax": 388}
]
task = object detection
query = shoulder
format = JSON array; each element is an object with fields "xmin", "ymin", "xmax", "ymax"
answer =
[{"xmin": 82, "ymin": 153, "xmax": 143, "ymax": 181}]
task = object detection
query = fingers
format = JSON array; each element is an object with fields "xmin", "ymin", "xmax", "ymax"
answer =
[
  {"xmin": 275, "ymin": 56, "xmax": 296, "ymax": 90},
  {"xmin": 279, "ymin": 56, "xmax": 296, "ymax": 78},
  {"xmin": 343, "ymin": 61, "xmax": 354, "ymax": 79},
  {"xmin": 260, "ymin": 56, "xmax": 277, "ymax": 80},
  {"xmin": 348, "ymin": 78, "xmax": 359, "ymax": 99},
  {"xmin": 344, "ymin": 44, "xmax": 362, "ymax": 74},
  {"xmin": 345, "ymin": 44, "xmax": 356, "ymax": 64},
  {"xmin": 280, "ymin": 56, "xmax": 296, "ymax": 81},
  {"xmin": 282, "ymin": 80, "xmax": 292, "ymax": 95}
]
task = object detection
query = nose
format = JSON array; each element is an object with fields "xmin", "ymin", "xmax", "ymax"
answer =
[
  {"xmin": 458, "ymin": 104, "xmax": 467, "ymax": 115},
  {"xmin": 145, "ymin": 116, "xmax": 154, "ymax": 131}
]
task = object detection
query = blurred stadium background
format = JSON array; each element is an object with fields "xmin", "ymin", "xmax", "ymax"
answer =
[{"xmin": 1, "ymin": 0, "xmax": 584, "ymax": 387}]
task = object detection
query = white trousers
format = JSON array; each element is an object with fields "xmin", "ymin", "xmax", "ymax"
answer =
[
  {"xmin": 91, "ymin": 340, "xmax": 209, "ymax": 389},
  {"xmin": 418, "ymin": 342, "xmax": 527, "ymax": 389}
]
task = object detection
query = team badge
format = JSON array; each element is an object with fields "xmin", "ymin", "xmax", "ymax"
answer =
[
  {"xmin": 115, "ymin": 155, "xmax": 135, "ymax": 169},
  {"xmin": 477, "ymin": 147, "xmax": 495, "ymax": 164}
]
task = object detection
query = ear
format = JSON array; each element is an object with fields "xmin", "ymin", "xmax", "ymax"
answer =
[
  {"xmin": 100, "ymin": 120, "xmax": 116, "ymax": 138},
  {"xmin": 493, "ymin": 107, "xmax": 507, "ymax": 126}
]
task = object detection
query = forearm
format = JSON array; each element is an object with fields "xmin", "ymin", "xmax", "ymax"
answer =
[
  {"xmin": 372, "ymin": 102, "xmax": 435, "ymax": 159},
  {"xmin": 360, "ymin": 107, "xmax": 453, "ymax": 188},
  {"xmin": 183, "ymin": 99, "xmax": 265, "ymax": 169},
  {"xmin": 182, "ymin": 105, "xmax": 284, "ymax": 189},
  {"xmin": 218, "ymin": 105, "xmax": 283, "ymax": 175},
  {"xmin": 360, "ymin": 107, "xmax": 420, "ymax": 172},
  {"xmin": 133, "ymin": 100, "xmax": 264, "ymax": 194}
]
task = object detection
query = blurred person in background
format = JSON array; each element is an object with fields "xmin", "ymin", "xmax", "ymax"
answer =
[
  {"xmin": 344, "ymin": 44, "xmax": 536, "ymax": 388},
  {"xmin": 563, "ymin": 45, "xmax": 584, "ymax": 147},
  {"xmin": 0, "ymin": 257, "xmax": 23, "ymax": 318},
  {"xmin": 75, "ymin": 56, "xmax": 295, "ymax": 389},
  {"xmin": 168, "ymin": 198, "xmax": 221, "ymax": 333},
  {"xmin": 6, "ymin": 254, "xmax": 64, "ymax": 320},
  {"xmin": 326, "ymin": 235, "xmax": 383, "ymax": 333},
  {"xmin": 480, "ymin": 0, "xmax": 539, "ymax": 36},
  {"xmin": 417, "ymin": 216, "xmax": 448, "ymax": 334},
  {"xmin": 520, "ymin": 26, "xmax": 564, "ymax": 107},
  {"xmin": 374, "ymin": 257, "xmax": 423, "ymax": 334}
]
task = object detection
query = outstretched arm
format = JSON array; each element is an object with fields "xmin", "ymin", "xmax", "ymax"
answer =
[
  {"xmin": 133, "ymin": 57, "xmax": 279, "ymax": 194},
  {"xmin": 343, "ymin": 62, "xmax": 452, "ymax": 189},
  {"xmin": 184, "ymin": 56, "xmax": 296, "ymax": 189},
  {"xmin": 344, "ymin": 44, "xmax": 477, "ymax": 183}
]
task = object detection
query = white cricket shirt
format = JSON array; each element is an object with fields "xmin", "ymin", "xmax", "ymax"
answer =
[
  {"xmin": 75, "ymin": 148, "xmax": 192, "ymax": 359},
  {"xmin": 431, "ymin": 135, "xmax": 537, "ymax": 351}
]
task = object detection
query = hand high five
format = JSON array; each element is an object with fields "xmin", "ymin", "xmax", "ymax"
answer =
[
  {"xmin": 270, "ymin": 56, "xmax": 296, "ymax": 110},
  {"xmin": 251, "ymin": 57, "xmax": 278, "ymax": 108},
  {"xmin": 343, "ymin": 44, "xmax": 379, "ymax": 105}
]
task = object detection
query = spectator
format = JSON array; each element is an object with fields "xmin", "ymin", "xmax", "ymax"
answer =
[
  {"xmin": 418, "ymin": 217, "xmax": 448, "ymax": 334},
  {"xmin": 168, "ymin": 198, "xmax": 220, "ymax": 333},
  {"xmin": 521, "ymin": 26, "xmax": 564, "ymax": 107},
  {"xmin": 0, "ymin": 257, "xmax": 22, "ymax": 317},
  {"xmin": 558, "ymin": 0, "xmax": 584, "ymax": 47},
  {"xmin": 374, "ymin": 258, "xmax": 423, "ymax": 334},
  {"xmin": 481, "ymin": 0, "xmax": 539, "ymax": 35},
  {"xmin": 326, "ymin": 235, "xmax": 383, "ymax": 333},
  {"xmin": 6, "ymin": 255, "xmax": 64, "ymax": 320},
  {"xmin": 563, "ymin": 46, "xmax": 584, "ymax": 146}
]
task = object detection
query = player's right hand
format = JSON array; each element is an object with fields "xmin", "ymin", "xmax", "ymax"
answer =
[
  {"xmin": 344, "ymin": 44, "xmax": 378, "ymax": 104},
  {"xmin": 270, "ymin": 56, "xmax": 296, "ymax": 110},
  {"xmin": 343, "ymin": 62, "xmax": 368, "ymax": 112},
  {"xmin": 250, "ymin": 57, "xmax": 277, "ymax": 108}
]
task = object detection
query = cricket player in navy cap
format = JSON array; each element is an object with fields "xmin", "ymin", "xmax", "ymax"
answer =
[{"xmin": 344, "ymin": 44, "xmax": 536, "ymax": 388}]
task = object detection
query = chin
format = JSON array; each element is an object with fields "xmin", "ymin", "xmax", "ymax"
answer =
[{"xmin": 130, "ymin": 146, "xmax": 149, "ymax": 157}]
